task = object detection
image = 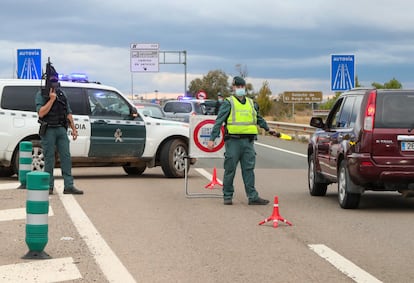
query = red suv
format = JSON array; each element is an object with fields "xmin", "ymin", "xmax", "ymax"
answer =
[{"xmin": 308, "ymin": 88, "xmax": 414, "ymax": 209}]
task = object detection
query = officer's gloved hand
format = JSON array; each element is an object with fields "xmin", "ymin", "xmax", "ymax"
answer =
[{"xmin": 268, "ymin": 130, "xmax": 281, "ymax": 138}]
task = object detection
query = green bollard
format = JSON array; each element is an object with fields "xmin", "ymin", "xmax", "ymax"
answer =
[
  {"xmin": 17, "ymin": 141, "xmax": 33, "ymax": 190},
  {"xmin": 22, "ymin": 171, "xmax": 51, "ymax": 259}
]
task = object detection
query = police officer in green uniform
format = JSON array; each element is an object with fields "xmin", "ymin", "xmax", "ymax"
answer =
[
  {"xmin": 35, "ymin": 67, "xmax": 83, "ymax": 195},
  {"xmin": 207, "ymin": 76, "xmax": 277, "ymax": 205}
]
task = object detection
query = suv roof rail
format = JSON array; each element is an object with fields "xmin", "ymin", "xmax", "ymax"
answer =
[{"xmin": 349, "ymin": 87, "xmax": 374, "ymax": 91}]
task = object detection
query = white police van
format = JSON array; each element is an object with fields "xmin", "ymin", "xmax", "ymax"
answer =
[{"xmin": 0, "ymin": 79, "xmax": 194, "ymax": 178}]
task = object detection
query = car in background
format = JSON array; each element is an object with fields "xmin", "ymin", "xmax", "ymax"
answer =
[
  {"xmin": 201, "ymin": 99, "xmax": 218, "ymax": 115},
  {"xmin": 133, "ymin": 101, "xmax": 166, "ymax": 119},
  {"xmin": 308, "ymin": 88, "xmax": 414, "ymax": 209},
  {"xmin": 162, "ymin": 99, "xmax": 206, "ymax": 122}
]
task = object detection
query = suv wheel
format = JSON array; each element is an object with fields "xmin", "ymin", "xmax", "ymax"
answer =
[
  {"xmin": 160, "ymin": 139, "xmax": 188, "ymax": 178},
  {"xmin": 308, "ymin": 153, "xmax": 328, "ymax": 196},
  {"xmin": 338, "ymin": 160, "xmax": 361, "ymax": 209}
]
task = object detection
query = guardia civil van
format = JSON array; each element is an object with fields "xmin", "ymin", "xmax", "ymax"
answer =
[{"xmin": 0, "ymin": 78, "xmax": 194, "ymax": 178}]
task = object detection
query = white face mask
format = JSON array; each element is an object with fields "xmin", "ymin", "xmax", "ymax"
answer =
[{"xmin": 235, "ymin": 88, "xmax": 246, "ymax": 97}]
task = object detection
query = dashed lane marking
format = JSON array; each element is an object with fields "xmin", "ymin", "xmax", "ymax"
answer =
[
  {"xmin": 255, "ymin": 142, "xmax": 307, "ymax": 158},
  {"xmin": 309, "ymin": 244, "xmax": 383, "ymax": 283},
  {"xmin": 0, "ymin": 257, "xmax": 82, "ymax": 282}
]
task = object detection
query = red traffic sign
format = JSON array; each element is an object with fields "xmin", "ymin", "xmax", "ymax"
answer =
[
  {"xmin": 196, "ymin": 90, "xmax": 207, "ymax": 100},
  {"xmin": 193, "ymin": 119, "xmax": 224, "ymax": 153}
]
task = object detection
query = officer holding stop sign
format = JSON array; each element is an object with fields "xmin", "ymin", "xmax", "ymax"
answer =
[{"xmin": 207, "ymin": 76, "xmax": 276, "ymax": 205}]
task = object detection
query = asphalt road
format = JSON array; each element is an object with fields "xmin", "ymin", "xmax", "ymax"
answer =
[{"xmin": 1, "ymin": 136, "xmax": 414, "ymax": 282}]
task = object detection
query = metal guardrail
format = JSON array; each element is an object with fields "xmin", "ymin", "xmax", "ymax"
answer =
[{"xmin": 265, "ymin": 121, "xmax": 316, "ymax": 140}]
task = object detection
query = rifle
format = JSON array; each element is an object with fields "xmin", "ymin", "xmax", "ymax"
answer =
[{"xmin": 41, "ymin": 57, "xmax": 59, "ymax": 98}]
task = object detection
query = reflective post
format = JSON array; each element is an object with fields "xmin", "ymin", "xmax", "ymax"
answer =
[
  {"xmin": 22, "ymin": 171, "xmax": 51, "ymax": 259},
  {"xmin": 17, "ymin": 141, "xmax": 32, "ymax": 189}
]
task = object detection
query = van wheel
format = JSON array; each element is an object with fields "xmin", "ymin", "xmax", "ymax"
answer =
[
  {"xmin": 123, "ymin": 165, "xmax": 146, "ymax": 176},
  {"xmin": 31, "ymin": 140, "xmax": 45, "ymax": 172},
  {"xmin": 160, "ymin": 139, "xmax": 188, "ymax": 178},
  {"xmin": 308, "ymin": 153, "xmax": 328, "ymax": 196},
  {"xmin": 338, "ymin": 160, "xmax": 361, "ymax": 209},
  {"xmin": 12, "ymin": 140, "xmax": 44, "ymax": 176}
]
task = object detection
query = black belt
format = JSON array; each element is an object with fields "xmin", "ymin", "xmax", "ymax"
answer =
[{"xmin": 226, "ymin": 134, "xmax": 255, "ymax": 140}]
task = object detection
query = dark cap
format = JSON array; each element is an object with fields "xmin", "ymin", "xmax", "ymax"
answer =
[
  {"xmin": 217, "ymin": 92, "xmax": 223, "ymax": 97},
  {"xmin": 232, "ymin": 76, "xmax": 246, "ymax": 86}
]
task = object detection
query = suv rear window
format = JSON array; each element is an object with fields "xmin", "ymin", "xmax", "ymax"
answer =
[
  {"xmin": 375, "ymin": 92, "xmax": 414, "ymax": 128},
  {"xmin": 164, "ymin": 101, "xmax": 193, "ymax": 113}
]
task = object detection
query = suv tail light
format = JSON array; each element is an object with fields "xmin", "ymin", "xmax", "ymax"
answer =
[{"xmin": 363, "ymin": 90, "xmax": 377, "ymax": 131}]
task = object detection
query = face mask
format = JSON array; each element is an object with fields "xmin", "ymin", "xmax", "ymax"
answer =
[
  {"xmin": 235, "ymin": 88, "xmax": 246, "ymax": 97},
  {"xmin": 218, "ymin": 98, "xmax": 223, "ymax": 102}
]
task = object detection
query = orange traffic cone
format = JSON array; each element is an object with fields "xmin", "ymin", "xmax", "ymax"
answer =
[
  {"xmin": 259, "ymin": 196, "xmax": 292, "ymax": 228},
  {"xmin": 204, "ymin": 167, "xmax": 223, "ymax": 190}
]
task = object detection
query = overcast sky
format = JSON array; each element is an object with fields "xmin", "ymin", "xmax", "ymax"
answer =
[{"xmin": 1, "ymin": 0, "xmax": 414, "ymax": 98}]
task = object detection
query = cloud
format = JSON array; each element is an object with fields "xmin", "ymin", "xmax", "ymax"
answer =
[{"xmin": 1, "ymin": 0, "xmax": 414, "ymax": 98}]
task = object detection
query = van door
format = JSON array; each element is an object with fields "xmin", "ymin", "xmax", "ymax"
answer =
[
  {"xmin": 86, "ymin": 89, "xmax": 145, "ymax": 157},
  {"xmin": 63, "ymin": 87, "xmax": 91, "ymax": 157}
]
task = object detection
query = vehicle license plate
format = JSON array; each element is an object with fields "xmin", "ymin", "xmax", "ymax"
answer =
[{"xmin": 401, "ymin": 141, "xmax": 414, "ymax": 151}]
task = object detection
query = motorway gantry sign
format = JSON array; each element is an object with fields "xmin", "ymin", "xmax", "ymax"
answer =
[
  {"xmin": 130, "ymin": 43, "xmax": 159, "ymax": 72},
  {"xmin": 283, "ymin": 91, "xmax": 323, "ymax": 103}
]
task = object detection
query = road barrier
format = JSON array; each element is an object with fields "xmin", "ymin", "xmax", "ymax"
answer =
[{"xmin": 266, "ymin": 121, "xmax": 316, "ymax": 140}]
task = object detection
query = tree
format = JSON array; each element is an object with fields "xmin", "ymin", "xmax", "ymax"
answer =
[
  {"xmin": 320, "ymin": 92, "xmax": 341, "ymax": 110},
  {"xmin": 188, "ymin": 70, "xmax": 230, "ymax": 99},
  {"xmin": 235, "ymin": 64, "xmax": 248, "ymax": 78},
  {"xmin": 256, "ymin": 81, "xmax": 273, "ymax": 116},
  {"xmin": 372, "ymin": 78, "xmax": 402, "ymax": 89}
]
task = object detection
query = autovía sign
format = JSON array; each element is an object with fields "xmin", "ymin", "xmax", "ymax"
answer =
[
  {"xmin": 331, "ymin": 54, "xmax": 355, "ymax": 91},
  {"xmin": 17, "ymin": 49, "xmax": 42, "ymax": 79}
]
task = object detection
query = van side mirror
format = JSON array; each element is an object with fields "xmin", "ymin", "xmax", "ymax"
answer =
[{"xmin": 130, "ymin": 106, "xmax": 138, "ymax": 118}]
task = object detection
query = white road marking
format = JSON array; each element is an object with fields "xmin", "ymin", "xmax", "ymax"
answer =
[
  {"xmin": 0, "ymin": 182, "xmax": 21, "ymax": 190},
  {"xmin": 309, "ymin": 244, "xmax": 383, "ymax": 283},
  {"xmin": 0, "ymin": 257, "xmax": 82, "ymax": 282},
  {"xmin": 0, "ymin": 206, "xmax": 54, "ymax": 222},
  {"xmin": 56, "ymin": 181, "xmax": 136, "ymax": 283},
  {"xmin": 255, "ymin": 141, "xmax": 307, "ymax": 158},
  {"xmin": 195, "ymin": 168, "xmax": 223, "ymax": 184}
]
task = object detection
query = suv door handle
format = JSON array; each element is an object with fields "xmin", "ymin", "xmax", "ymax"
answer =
[{"xmin": 94, "ymin": 120, "xmax": 108, "ymax": 124}]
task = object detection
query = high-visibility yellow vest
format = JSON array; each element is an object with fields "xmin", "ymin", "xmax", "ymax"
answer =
[{"xmin": 226, "ymin": 96, "xmax": 258, "ymax": 134}]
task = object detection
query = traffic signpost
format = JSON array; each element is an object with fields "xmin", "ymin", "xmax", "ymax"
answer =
[
  {"xmin": 17, "ymin": 49, "xmax": 41, "ymax": 79},
  {"xmin": 130, "ymin": 43, "xmax": 159, "ymax": 72},
  {"xmin": 196, "ymin": 90, "xmax": 207, "ymax": 100},
  {"xmin": 331, "ymin": 54, "xmax": 355, "ymax": 91},
  {"xmin": 283, "ymin": 91, "xmax": 323, "ymax": 103}
]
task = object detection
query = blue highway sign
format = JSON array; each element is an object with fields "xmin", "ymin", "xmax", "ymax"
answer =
[
  {"xmin": 331, "ymin": 54, "xmax": 355, "ymax": 91},
  {"xmin": 17, "ymin": 49, "xmax": 42, "ymax": 79}
]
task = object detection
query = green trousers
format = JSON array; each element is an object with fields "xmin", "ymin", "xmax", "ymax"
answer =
[
  {"xmin": 40, "ymin": 126, "xmax": 74, "ymax": 189},
  {"xmin": 222, "ymin": 138, "xmax": 259, "ymax": 201}
]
